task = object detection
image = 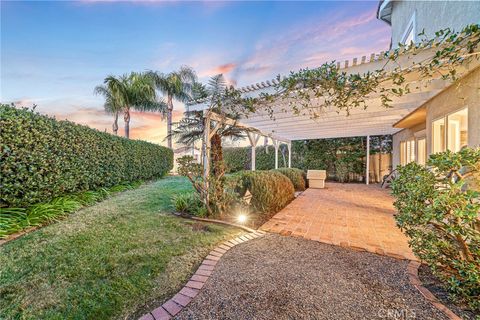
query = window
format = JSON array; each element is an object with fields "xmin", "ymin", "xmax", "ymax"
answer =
[
  {"xmin": 447, "ymin": 108, "xmax": 468, "ymax": 152},
  {"xmin": 407, "ymin": 139, "xmax": 415, "ymax": 163},
  {"xmin": 432, "ymin": 108, "xmax": 469, "ymax": 154},
  {"xmin": 402, "ymin": 12, "xmax": 416, "ymax": 45},
  {"xmin": 400, "ymin": 141, "xmax": 406, "ymax": 165},
  {"xmin": 417, "ymin": 138, "xmax": 426, "ymax": 165},
  {"xmin": 432, "ymin": 117, "xmax": 446, "ymax": 153},
  {"xmin": 400, "ymin": 138, "xmax": 415, "ymax": 165}
]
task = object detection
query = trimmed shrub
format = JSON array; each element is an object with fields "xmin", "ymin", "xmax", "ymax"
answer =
[
  {"xmin": 0, "ymin": 104, "xmax": 173, "ymax": 207},
  {"xmin": 272, "ymin": 168, "xmax": 306, "ymax": 191},
  {"xmin": 229, "ymin": 170, "xmax": 295, "ymax": 219},
  {"xmin": 392, "ymin": 148, "xmax": 480, "ymax": 310}
]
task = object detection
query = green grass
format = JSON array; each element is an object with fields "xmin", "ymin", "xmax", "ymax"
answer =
[{"xmin": 0, "ymin": 176, "xmax": 243, "ymax": 320}]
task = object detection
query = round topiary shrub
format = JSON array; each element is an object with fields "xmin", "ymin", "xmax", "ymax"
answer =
[
  {"xmin": 228, "ymin": 170, "xmax": 295, "ymax": 222},
  {"xmin": 272, "ymin": 168, "xmax": 307, "ymax": 191}
]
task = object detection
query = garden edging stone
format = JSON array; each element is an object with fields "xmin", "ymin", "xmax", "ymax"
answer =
[
  {"xmin": 407, "ymin": 261, "xmax": 462, "ymax": 320},
  {"xmin": 138, "ymin": 229, "xmax": 266, "ymax": 320}
]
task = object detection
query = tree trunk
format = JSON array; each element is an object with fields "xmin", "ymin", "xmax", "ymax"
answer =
[
  {"xmin": 211, "ymin": 133, "xmax": 224, "ymax": 177},
  {"xmin": 124, "ymin": 108, "xmax": 130, "ymax": 139},
  {"xmin": 113, "ymin": 112, "xmax": 119, "ymax": 135},
  {"xmin": 167, "ymin": 95, "xmax": 173, "ymax": 149}
]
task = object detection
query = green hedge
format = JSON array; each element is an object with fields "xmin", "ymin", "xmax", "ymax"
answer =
[
  {"xmin": 0, "ymin": 104, "xmax": 173, "ymax": 207},
  {"xmin": 224, "ymin": 137, "xmax": 391, "ymax": 182},
  {"xmin": 224, "ymin": 146, "xmax": 286, "ymax": 173},
  {"xmin": 229, "ymin": 170, "xmax": 295, "ymax": 220},
  {"xmin": 272, "ymin": 168, "xmax": 306, "ymax": 191}
]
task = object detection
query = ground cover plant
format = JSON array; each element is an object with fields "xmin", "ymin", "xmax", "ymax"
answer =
[
  {"xmin": 392, "ymin": 147, "xmax": 480, "ymax": 311},
  {"xmin": 0, "ymin": 176, "xmax": 242, "ymax": 320}
]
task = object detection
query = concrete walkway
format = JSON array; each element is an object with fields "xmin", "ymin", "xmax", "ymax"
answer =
[{"xmin": 260, "ymin": 183, "xmax": 416, "ymax": 260}]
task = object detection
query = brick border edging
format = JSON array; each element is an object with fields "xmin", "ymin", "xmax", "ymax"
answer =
[
  {"xmin": 172, "ymin": 212, "xmax": 257, "ymax": 233},
  {"xmin": 138, "ymin": 230, "xmax": 267, "ymax": 320},
  {"xmin": 407, "ymin": 261, "xmax": 461, "ymax": 320}
]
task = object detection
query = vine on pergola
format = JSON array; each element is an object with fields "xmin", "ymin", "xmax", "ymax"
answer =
[{"xmin": 229, "ymin": 24, "xmax": 480, "ymax": 120}]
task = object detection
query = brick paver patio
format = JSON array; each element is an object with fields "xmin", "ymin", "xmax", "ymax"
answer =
[{"xmin": 260, "ymin": 183, "xmax": 416, "ymax": 260}]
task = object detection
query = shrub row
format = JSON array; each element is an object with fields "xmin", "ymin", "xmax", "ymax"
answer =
[
  {"xmin": 228, "ymin": 170, "xmax": 295, "ymax": 222},
  {"xmin": 223, "ymin": 137, "xmax": 391, "ymax": 182},
  {"xmin": 1, "ymin": 104, "xmax": 173, "ymax": 207},
  {"xmin": 272, "ymin": 168, "xmax": 307, "ymax": 191}
]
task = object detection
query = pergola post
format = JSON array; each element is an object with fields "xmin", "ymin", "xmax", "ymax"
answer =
[
  {"xmin": 273, "ymin": 139, "xmax": 280, "ymax": 169},
  {"xmin": 247, "ymin": 132, "xmax": 261, "ymax": 171},
  {"xmin": 366, "ymin": 135, "xmax": 370, "ymax": 185},
  {"xmin": 287, "ymin": 142, "xmax": 292, "ymax": 168},
  {"xmin": 202, "ymin": 114, "xmax": 211, "ymax": 202}
]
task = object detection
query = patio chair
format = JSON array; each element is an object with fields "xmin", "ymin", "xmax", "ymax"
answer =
[
  {"xmin": 307, "ymin": 170, "xmax": 326, "ymax": 189},
  {"xmin": 381, "ymin": 169, "xmax": 398, "ymax": 189}
]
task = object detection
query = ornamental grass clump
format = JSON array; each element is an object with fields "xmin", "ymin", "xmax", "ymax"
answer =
[
  {"xmin": 391, "ymin": 147, "xmax": 480, "ymax": 310},
  {"xmin": 272, "ymin": 168, "xmax": 307, "ymax": 191}
]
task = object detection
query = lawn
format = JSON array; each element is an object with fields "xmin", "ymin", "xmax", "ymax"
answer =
[{"xmin": 0, "ymin": 176, "xmax": 243, "ymax": 320}]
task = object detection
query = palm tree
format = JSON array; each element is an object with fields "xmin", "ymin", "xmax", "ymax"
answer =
[
  {"xmin": 148, "ymin": 66, "xmax": 197, "ymax": 148},
  {"xmin": 96, "ymin": 72, "xmax": 165, "ymax": 139},
  {"xmin": 94, "ymin": 85, "xmax": 121, "ymax": 135},
  {"xmin": 168, "ymin": 75, "xmax": 248, "ymax": 176}
]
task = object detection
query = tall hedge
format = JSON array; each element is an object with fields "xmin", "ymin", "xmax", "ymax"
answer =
[
  {"xmin": 224, "ymin": 146, "xmax": 287, "ymax": 173},
  {"xmin": 0, "ymin": 105, "xmax": 173, "ymax": 207}
]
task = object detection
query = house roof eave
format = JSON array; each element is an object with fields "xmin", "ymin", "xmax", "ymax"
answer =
[{"xmin": 377, "ymin": 0, "xmax": 393, "ymax": 25}]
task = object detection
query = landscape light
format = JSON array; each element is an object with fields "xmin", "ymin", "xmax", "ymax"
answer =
[{"xmin": 237, "ymin": 214, "xmax": 247, "ymax": 223}]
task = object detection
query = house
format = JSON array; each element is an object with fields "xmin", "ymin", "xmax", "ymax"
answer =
[
  {"xmin": 377, "ymin": 0, "xmax": 480, "ymax": 168},
  {"xmin": 188, "ymin": 0, "xmax": 479, "ymax": 182}
]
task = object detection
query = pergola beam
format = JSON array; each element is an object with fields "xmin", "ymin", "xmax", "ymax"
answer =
[
  {"xmin": 366, "ymin": 135, "xmax": 370, "ymax": 185},
  {"xmin": 205, "ymin": 110, "xmax": 290, "ymax": 144}
]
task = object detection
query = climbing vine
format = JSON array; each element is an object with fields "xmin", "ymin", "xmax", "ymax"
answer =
[{"xmin": 231, "ymin": 24, "xmax": 480, "ymax": 120}]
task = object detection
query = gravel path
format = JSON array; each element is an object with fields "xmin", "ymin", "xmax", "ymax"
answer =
[{"xmin": 176, "ymin": 234, "xmax": 447, "ymax": 320}]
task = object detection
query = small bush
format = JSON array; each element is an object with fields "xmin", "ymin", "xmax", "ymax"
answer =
[
  {"xmin": 229, "ymin": 170, "xmax": 295, "ymax": 220},
  {"xmin": 392, "ymin": 148, "xmax": 480, "ymax": 310},
  {"xmin": 272, "ymin": 168, "xmax": 306, "ymax": 191},
  {"xmin": 171, "ymin": 193, "xmax": 207, "ymax": 217},
  {"xmin": 1, "ymin": 104, "xmax": 173, "ymax": 208}
]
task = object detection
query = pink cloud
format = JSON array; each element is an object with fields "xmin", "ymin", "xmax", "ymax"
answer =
[{"xmin": 221, "ymin": 7, "xmax": 390, "ymax": 86}]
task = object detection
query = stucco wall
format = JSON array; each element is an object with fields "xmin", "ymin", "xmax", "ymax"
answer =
[
  {"xmin": 425, "ymin": 68, "xmax": 480, "ymax": 155},
  {"xmin": 389, "ymin": 1, "xmax": 480, "ymax": 48},
  {"xmin": 392, "ymin": 68, "xmax": 480, "ymax": 168}
]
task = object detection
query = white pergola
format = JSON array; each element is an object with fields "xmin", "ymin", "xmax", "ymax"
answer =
[{"xmin": 190, "ymin": 47, "xmax": 479, "ymax": 185}]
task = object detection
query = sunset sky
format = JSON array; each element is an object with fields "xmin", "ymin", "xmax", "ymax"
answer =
[{"xmin": 1, "ymin": 0, "xmax": 391, "ymax": 146}]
